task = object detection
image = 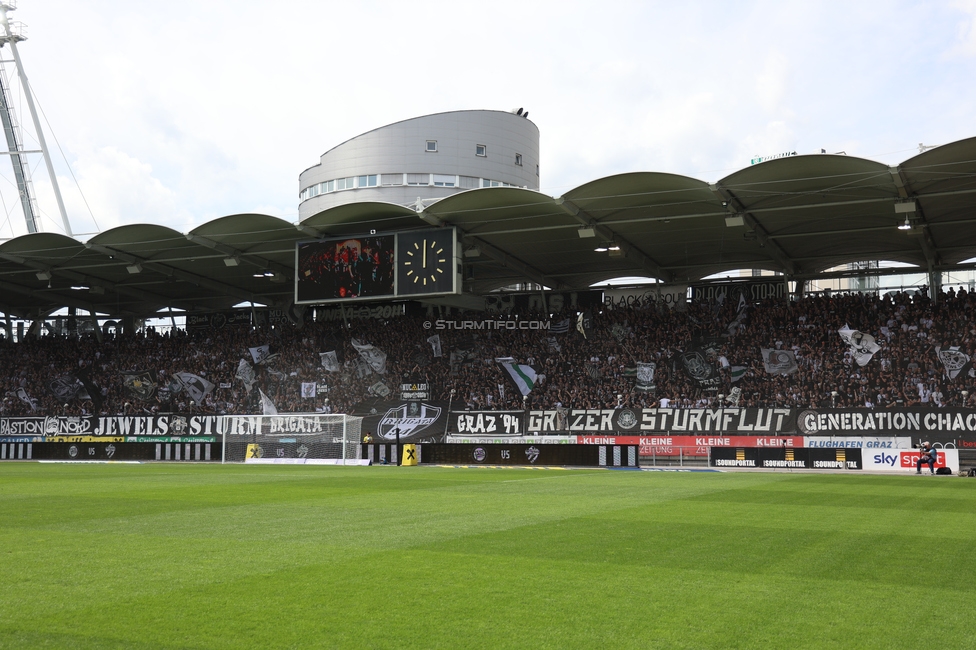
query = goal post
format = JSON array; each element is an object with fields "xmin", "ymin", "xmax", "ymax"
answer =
[{"xmin": 221, "ymin": 413, "xmax": 362, "ymax": 463}]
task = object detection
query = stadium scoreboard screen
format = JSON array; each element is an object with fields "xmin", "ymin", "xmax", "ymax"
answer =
[{"xmin": 295, "ymin": 228, "xmax": 459, "ymax": 304}]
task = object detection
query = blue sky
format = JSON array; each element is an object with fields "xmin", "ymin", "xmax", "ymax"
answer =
[{"xmin": 1, "ymin": 0, "xmax": 974, "ymax": 240}]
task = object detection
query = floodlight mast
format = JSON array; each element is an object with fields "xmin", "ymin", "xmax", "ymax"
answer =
[{"xmin": 0, "ymin": 1, "xmax": 73, "ymax": 237}]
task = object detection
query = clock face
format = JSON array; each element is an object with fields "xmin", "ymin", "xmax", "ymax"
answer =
[{"xmin": 397, "ymin": 230, "xmax": 455, "ymax": 296}]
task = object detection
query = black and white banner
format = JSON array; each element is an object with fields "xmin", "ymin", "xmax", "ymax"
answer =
[
  {"xmin": 351, "ymin": 339, "xmax": 388, "ymax": 374},
  {"xmin": 122, "ymin": 371, "xmax": 157, "ymax": 401},
  {"xmin": 187, "ymin": 311, "xmax": 252, "ymax": 330},
  {"xmin": 355, "ymin": 400, "xmax": 450, "ymax": 443},
  {"xmin": 47, "ymin": 375, "xmax": 90, "ymax": 403},
  {"xmin": 319, "ymin": 351, "xmax": 340, "ymax": 372},
  {"xmin": 677, "ymin": 350, "xmax": 720, "ymax": 388}
]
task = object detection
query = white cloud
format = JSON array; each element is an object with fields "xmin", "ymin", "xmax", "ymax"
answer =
[
  {"xmin": 0, "ymin": 0, "xmax": 970, "ymax": 240},
  {"xmin": 950, "ymin": 0, "xmax": 976, "ymax": 56}
]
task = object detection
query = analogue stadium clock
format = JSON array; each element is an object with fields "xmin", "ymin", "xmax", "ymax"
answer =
[{"xmin": 397, "ymin": 229, "xmax": 456, "ymax": 296}]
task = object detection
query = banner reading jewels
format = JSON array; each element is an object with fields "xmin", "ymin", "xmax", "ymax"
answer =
[{"xmin": 0, "ymin": 415, "xmax": 322, "ymax": 439}]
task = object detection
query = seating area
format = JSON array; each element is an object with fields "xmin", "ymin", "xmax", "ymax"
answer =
[{"xmin": 1, "ymin": 287, "xmax": 974, "ymax": 416}]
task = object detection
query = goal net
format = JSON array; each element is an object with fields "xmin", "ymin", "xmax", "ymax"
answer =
[{"xmin": 221, "ymin": 414, "xmax": 362, "ymax": 464}]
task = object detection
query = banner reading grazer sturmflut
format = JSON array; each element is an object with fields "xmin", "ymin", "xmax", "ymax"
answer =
[
  {"xmin": 526, "ymin": 408, "xmax": 796, "ymax": 434},
  {"xmin": 518, "ymin": 407, "xmax": 976, "ymax": 439}
]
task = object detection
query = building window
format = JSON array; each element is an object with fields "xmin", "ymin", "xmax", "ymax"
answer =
[
  {"xmin": 426, "ymin": 140, "xmax": 437, "ymax": 152},
  {"xmin": 406, "ymin": 173, "xmax": 429, "ymax": 186},
  {"xmin": 459, "ymin": 176, "xmax": 480, "ymax": 189},
  {"xmin": 358, "ymin": 175, "xmax": 378, "ymax": 188},
  {"xmin": 515, "ymin": 153, "xmax": 522, "ymax": 166},
  {"xmin": 536, "ymin": 164, "xmax": 540, "ymax": 176},
  {"xmin": 433, "ymin": 174, "xmax": 456, "ymax": 187},
  {"xmin": 476, "ymin": 144, "xmax": 487, "ymax": 157},
  {"xmin": 381, "ymin": 173, "xmax": 403, "ymax": 186}
]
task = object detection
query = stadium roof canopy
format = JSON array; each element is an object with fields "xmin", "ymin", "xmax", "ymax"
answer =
[{"xmin": 2, "ymin": 136, "xmax": 976, "ymax": 320}]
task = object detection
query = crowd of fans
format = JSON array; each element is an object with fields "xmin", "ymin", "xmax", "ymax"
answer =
[{"xmin": 1, "ymin": 286, "xmax": 975, "ymax": 418}]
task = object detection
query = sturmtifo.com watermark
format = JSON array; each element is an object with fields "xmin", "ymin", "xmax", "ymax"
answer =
[{"xmin": 424, "ymin": 319, "xmax": 552, "ymax": 330}]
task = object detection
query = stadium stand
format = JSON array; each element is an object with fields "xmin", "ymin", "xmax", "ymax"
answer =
[{"xmin": 1, "ymin": 286, "xmax": 974, "ymax": 417}]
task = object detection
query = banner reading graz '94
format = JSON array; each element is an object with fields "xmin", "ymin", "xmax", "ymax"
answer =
[{"xmin": 449, "ymin": 411, "xmax": 525, "ymax": 436}]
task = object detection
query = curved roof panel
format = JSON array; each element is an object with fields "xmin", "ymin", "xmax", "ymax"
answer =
[{"xmin": 2, "ymin": 135, "xmax": 976, "ymax": 320}]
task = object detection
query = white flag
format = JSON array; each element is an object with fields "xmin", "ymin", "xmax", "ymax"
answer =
[
  {"xmin": 760, "ymin": 349, "xmax": 798, "ymax": 376},
  {"xmin": 16, "ymin": 388, "xmax": 38, "ymax": 411},
  {"xmin": 259, "ymin": 389, "xmax": 278, "ymax": 415},
  {"xmin": 351, "ymin": 339, "xmax": 387, "ymax": 374},
  {"xmin": 236, "ymin": 359, "xmax": 256, "ymax": 391},
  {"xmin": 838, "ymin": 325, "xmax": 881, "ymax": 367},
  {"xmin": 301, "ymin": 382, "xmax": 317, "ymax": 398},
  {"xmin": 935, "ymin": 346, "xmax": 972, "ymax": 379},
  {"xmin": 319, "ymin": 351, "xmax": 340, "ymax": 372},
  {"xmin": 427, "ymin": 334, "xmax": 442, "ymax": 358},
  {"xmin": 173, "ymin": 372, "xmax": 215, "ymax": 404},
  {"xmin": 249, "ymin": 345, "xmax": 276, "ymax": 365}
]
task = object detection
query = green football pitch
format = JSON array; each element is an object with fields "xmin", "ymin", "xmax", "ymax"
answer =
[{"xmin": 1, "ymin": 463, "xmax": 973, "ymax": 649}]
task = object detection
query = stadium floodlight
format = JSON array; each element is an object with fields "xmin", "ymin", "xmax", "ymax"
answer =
[
  {"xmin": 126, "ymin": 264, "xmax": 143, "ymax": 274},
  {"xmin": 223, "ymin": 256, "xmax": 240, "ymax": 267},
  {"xmin": 35, "ymin": 271, "xmax": 51, "ymax": 281},
  {"xmin": 898, "ymin": 217, "xmax": 912, "ymax": 231},
  {"xmin": 725, "ymin": 215, "xmax": 745, "ymax": 227},
  {"xmin": 577, "ymin": 226, "xmax": 596, "ymax": 238},
  {"xmin": 894, "ymin": 201, "xmax": 916, "ymax": 214}
]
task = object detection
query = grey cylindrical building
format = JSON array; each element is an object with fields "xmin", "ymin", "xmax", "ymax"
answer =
[{"xmin": 298, "ymin": 110, "xmax": 540, "ymax": 219}]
